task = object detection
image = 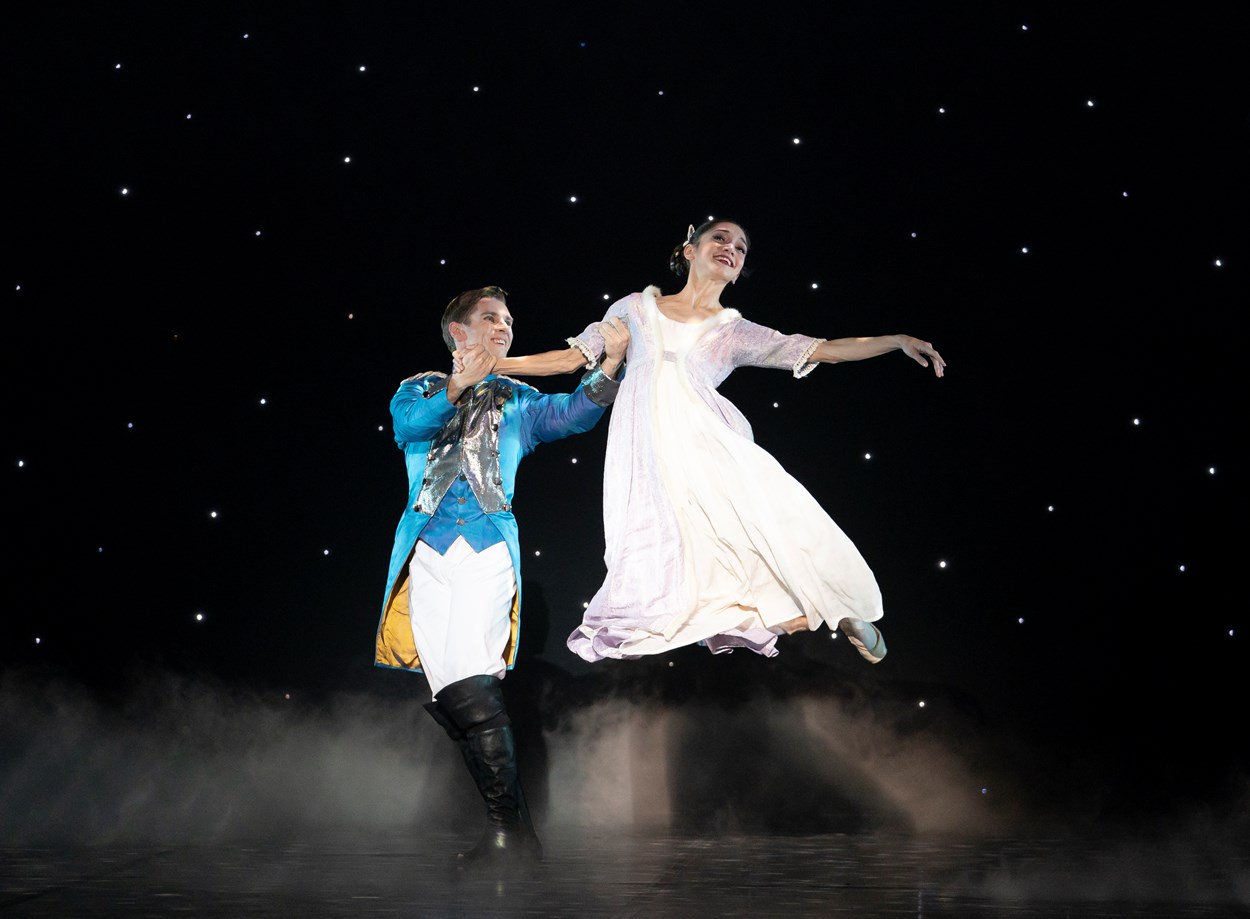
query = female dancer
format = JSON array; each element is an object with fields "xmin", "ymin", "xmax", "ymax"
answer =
[{"xmin": 491, "ymin": 219, "xmax": 945, "ymax": 664}]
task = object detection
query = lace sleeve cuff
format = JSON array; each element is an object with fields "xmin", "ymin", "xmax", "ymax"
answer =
[
  {"xmin": 793, "ymin": 338, "xmax": 824, "ymax": 378},
  {"xmin": 566, "ymin": 337, "xmax": 599, "ymax": 370}
]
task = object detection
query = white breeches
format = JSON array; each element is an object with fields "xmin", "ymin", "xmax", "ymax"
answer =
[{"xmin": 407, "ymin": 537, "xmax": 517, "ymax": 699}]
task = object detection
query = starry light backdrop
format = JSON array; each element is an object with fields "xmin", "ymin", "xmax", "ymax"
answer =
[{"xmin": 4, "ymin": 4, "xmax": 1246, "ymax": 837}]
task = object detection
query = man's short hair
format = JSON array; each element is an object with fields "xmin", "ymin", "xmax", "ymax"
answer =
[{"xmin": 440, "ymin": 285, "xmax": 509, "ymax": 353}]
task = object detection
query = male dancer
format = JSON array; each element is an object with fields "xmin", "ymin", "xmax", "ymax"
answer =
[{"xmin": 373, "ymin": 285, "xmax": 628, "ymax": 868}]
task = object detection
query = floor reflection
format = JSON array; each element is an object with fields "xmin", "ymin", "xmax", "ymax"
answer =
[{"xmin": 2, "ymin": 829, "xmax": 1245, "ymax": 917}]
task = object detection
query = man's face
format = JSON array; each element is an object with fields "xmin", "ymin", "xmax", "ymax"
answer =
[{"xmin": 453, "ymin": 297, "xmax": 514, "ymax": 359}]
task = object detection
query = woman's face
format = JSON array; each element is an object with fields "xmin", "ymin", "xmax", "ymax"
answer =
[{"xmin": 689, "ymin": 223, "xmax": 748, "ymax": 282}]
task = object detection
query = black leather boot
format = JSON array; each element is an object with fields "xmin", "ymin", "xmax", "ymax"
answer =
[
  {"xmin": 431, "ymin": 675, "xmax": 543, "ymax": 867},
  {"xmin": 423, "ymin": 699, "xmax": 477, "ymax": 787},
  {"xmin": 425, "ymin": 695, "xmax": 539, "ymax": 856}
]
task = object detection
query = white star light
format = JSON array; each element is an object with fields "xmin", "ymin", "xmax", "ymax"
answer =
[
  {"xmin": 792, "ymin": 137, "xmax": 801, "ymax": 145},
  {"xmin": 121, "ymin": 188, "xmax": 129, "ymax": 195},
  {"xmin": 186, "ymin": 114, "xmax": 192, "ymax": 120},
  {"xmin": 534, "ymin": 550, "xmax": 541, "ymax": 556},
  {"xmin": 16, "ymin": 460, "xmax": 24, "ymax": 468},
  {"xmin": 1179, "ymin": 564, "xmax": 1186, "ymax": 572},
  {"xmin": 259, "ymin": 398, "xmax": 267, "ymax": 405},
  {"xmin": 1018, "ymin": 617, "xmax": 1025, "ymax": 624},
  {"xmin": 571, "ymin": 458, "xmax": 578, "ymax": 464},
  {"xmin": 1215, "ymin": 259, "xmax": 1223, "ymax": 268},
  {"xmin": 810, "ymin": 282, "xmax": 818, "ymax": 289},
  {"xmin": 602, "ymin": 294, "xmax": 610, "ymax": 300},
  {"xmin": 938, "ymin": 107, "xmax": 946, "ymax": 114},
  {"xmin": 1087, "ymin": 100, "xmax": 1095, "ymax": 107},
  {"xmin": 323, "ymin": 549, "xmax": 331, "ymax": 556},
  {"xmin": 938, "ymin": 560, "xmax": 948, "ymax": 569},
  {"xmin": 473, "ymin": 86, "xmax": 480, "ymax": 92},
  {"xmin": 114, "ymin": 63, "xmax": 122, "ymax": 70},
  {"xmin": 1047, "ymin": 505, "xmax": 1055, "ymax": 512},
  {"xmin": 864, "ymin": 452, "xmax": 872, "ymax": 460},
  {"xmin": 209, "ymin": 510, "xmax": 219, "ymax": 519},
  {"xmin": 255, "ymin": 230, "xmax": 262, "ymax": 236},
  {"xmin": 344, "ymin": 156, "xmax": 351, "ymax": 163},
  {"xmin": 911, "ymin": 232, "xmax": 918, "ymax": 238},
  {"xmin": 35, "ymin": 637, "xmax": 41, "ymax": 644},
  {"xmin": 1208, "ymin": 466, "xmax": 1217, "ymax": 475},
  {"xmin": 773, "ymin": 402, "xmax": 780, "ymax": 408},
  {"xmin": 1021, "ymin": 246, "xmax": 1029, "ymax": 253},
  {"xmin": 359, "ymin": 65, "xmax": 366, "ymax": 72},
  {"xmin": 569, "ymin": 196, "xmax": 577, "ymax": 203},
  {"xmin": 918, "ymin": 700, "xmax": 926, "ymax": 708},
  {"xmin": 1133, "ymin": 418, "xmax": 1141, "ymax": 426},
  {"xmin": 195, "ymin": 612, "xmax": 205, "ymax": 621}
]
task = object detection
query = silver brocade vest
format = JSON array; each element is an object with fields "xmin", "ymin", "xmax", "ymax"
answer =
[{"xmin": 415, "ymin": 377, "xmax": 513, "ymax": 516}]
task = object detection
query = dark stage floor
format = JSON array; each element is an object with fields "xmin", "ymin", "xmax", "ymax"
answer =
[{"xmin": 2, "ymin": 829, "xmax": 1246, "ymax": 918}]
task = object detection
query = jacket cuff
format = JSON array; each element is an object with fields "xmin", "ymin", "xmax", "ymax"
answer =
[{"xmin": 579, "ymin": 366, "xmax": 620, "ymax": 407}]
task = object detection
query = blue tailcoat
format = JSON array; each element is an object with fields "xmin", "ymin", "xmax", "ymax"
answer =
[{"xmin": 374, "ymin": 371, "xmax": 610, "ymax": 673}]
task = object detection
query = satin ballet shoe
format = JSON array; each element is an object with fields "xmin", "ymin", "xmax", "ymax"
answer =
[{"xmin": 840, "ymin": 618, "xmax": 887, "ymax": 664}]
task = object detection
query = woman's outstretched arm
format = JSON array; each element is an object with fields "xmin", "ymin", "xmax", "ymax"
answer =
[
  {"xmin": 813, "ymin": 335, "xmax": 946, "ymax": 377},
  {"xmin": 492, "ymin": 347, "xmax": 588, "ymax": 376},
  {"xmin": 461, "ymin": 296, "xmax": 633, "ymax": 377}
]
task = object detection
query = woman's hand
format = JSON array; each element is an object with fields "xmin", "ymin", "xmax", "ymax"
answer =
[
  {"xmin": 898, "ymin": 336, "xmax": 946, "ymax": 378},
  {"xmin": 447, "ymin": 344, "xmax": 496, "ymax": 402}
]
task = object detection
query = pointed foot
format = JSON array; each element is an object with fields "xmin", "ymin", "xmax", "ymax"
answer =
[{"xmin": 840, "ymin": 618, "xmax": 887, "ymax": 663}]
